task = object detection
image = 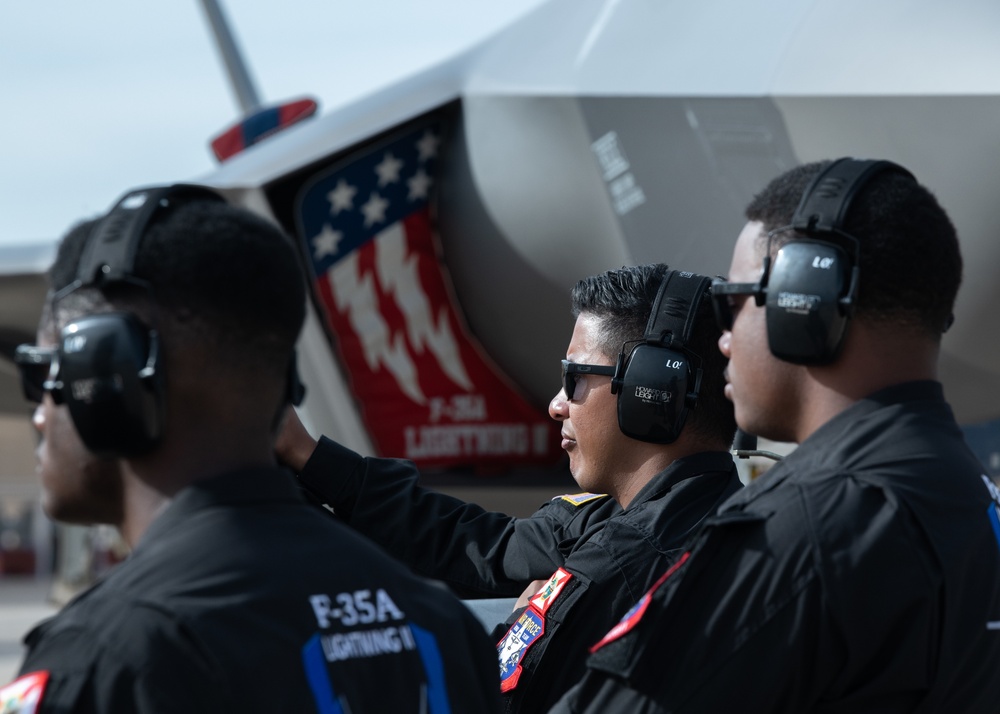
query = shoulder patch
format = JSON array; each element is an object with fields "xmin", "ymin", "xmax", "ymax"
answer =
[
  {"xmin": 497, "ymin": 568, "xmax": 575, "ymax": 692},
  {"xmin": 0, "ymin": 671, "xmax": 50, "ymax": 714},
  {"xmin": 590, "ymin": 551, "xmax": 690, "ymax": 653},
  {"xmin": 558, "ymin": 492, "xmax": 607, "ymax": 507},
  {"xmin": 497, "ymin": 608, "xmax": 544, "ymax": 692}
]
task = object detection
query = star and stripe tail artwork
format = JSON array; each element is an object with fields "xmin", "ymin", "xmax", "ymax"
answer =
[{"xmin": 295, "ymin": 121, "xmax": 558, "ymax": 470}]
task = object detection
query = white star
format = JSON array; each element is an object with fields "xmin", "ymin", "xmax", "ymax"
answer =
[
  {"xmin": 312, "ymin": 223, "xmax": 343, "ymax": 259},
  {"xmin": 416, "ymin": 131, "xmax": 440, "ymax": 162},
  {"xmin": 374, "ymin": 153, "xmax": 404, "ymax": 186},
  {"xmin": 361, "ymin": 192, "xmax": 389, "ymax": 227},
  {"xmin": 327, "ymin": 180, "xmax": 357, "ymax": 215},
  {"xmin": 408, "ymin": 169, "xmax": 433, "ymax": 201}
]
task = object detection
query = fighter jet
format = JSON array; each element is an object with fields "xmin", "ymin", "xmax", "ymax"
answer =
[{"xmin": 4, "ymin": 0, "xmax": 1000, "ymax": 492}]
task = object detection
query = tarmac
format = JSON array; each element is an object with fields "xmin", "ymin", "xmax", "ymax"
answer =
[{"xmin": 0, "ymin": 576, "xmax": 59, "ymax": 684}]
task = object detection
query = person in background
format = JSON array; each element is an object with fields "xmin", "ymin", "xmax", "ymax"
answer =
[{"xmin": 1, "ymin": 184, "xmax": 500, "ymax": 713}]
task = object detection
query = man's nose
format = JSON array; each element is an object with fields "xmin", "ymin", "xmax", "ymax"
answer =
[
  {"xmin": 718, "ymin": 330, "xmax": 732, "ymax": 358},
  {"xmin": 548, "ymin": 391, "xmax": 569, "ymax": 421}
]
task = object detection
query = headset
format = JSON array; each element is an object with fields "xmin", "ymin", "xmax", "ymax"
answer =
[
  {"xmin": 760, "ymin": 157, "xmax": 915, "ymax": 364},
  {"xmin": 42, "ymin": 184, "xmax": 227, "ymax": 457},
  {"xmin": 610, "ymin": 269, "xmax": 711, "ymax": 444}
]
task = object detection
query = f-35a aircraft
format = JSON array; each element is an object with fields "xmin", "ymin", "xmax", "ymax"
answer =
[{"xmin": 3, "ymin": 0, "xmax": 1000, "ymax": 501}]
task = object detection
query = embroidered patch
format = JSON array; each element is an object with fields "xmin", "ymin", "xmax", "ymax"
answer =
[
  {"xmin": 558, "ymin": 492, "xmax": 606, "ymax": 506},
  {"xmin": 591, "ymin": 551, "xmax": 691, "ymax": 653},
  {"xmin": 497, "ymin": 608, "xmax": 545, "ymax": 692},
  {"xmin": 529, "ymin": 568, "xmax": 573, "ymax": 615},
  {"xmin": 0, "ymin": 671, "xmax": 50, "ymax": 714}
]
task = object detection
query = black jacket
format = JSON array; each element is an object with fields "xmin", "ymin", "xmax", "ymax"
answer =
[
  {"xmin": 11, "ymin": 468, "xmax": 501, "ymax": 713},
  {"xmin": 553, "ymin": 381, "xmax": 1000, "ymax": 713},
  {"xmin": 297, "ymin": 438, "xmax": 742, "ymax": 713}
]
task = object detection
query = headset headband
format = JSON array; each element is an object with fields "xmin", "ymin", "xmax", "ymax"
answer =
[
  {"xmin": 643, "ymin": 270, "xmax": 712, "ymax": 351},
  {"xmin": 76, "ymin": 183, "xmax": 225, "ymax": 288},
  {"xmin": 790, "ymin": 158, "xmax": 915, "ymax": 237}
]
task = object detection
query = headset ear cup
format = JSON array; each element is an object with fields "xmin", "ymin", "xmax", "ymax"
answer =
[
  {"xmin": 765, "ymin": 241, "xmax": 851, "ymax": 364},
  {"xmin": 616, "ymin": 344, "xmax": 690, "ymax": 444},
  {"xmin": 59, "ymin": 313, "xmax": 164, "ymax": 456}
]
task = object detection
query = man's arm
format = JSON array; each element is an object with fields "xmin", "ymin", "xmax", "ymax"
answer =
[
  {"xmin": 276, "ymin": 408, "xmax": 615, "ymax": 597},
  {"xmin": 549, "ymin": 675, "xmax": 667, "ymax": 714},
  {"xmin": 493, "ymin": 530, "xmax": 677, "ymax": 714},
  {"xmin": 542, "ymin": 519, "xmax": 826, "ymax": 714}
]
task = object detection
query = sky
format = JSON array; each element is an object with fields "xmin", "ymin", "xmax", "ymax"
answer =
[{"xmin": 0, "ymin": 0, "xmax": 549, "ymax": 249}]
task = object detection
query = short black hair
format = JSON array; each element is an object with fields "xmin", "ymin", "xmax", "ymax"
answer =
[
  {"xmin": 571, "ymin": 264, "xmax": 737, "ymax": 447},
  {"xmin": 47, "ymin": 194, "xmax": 306, "ymax": 372},
  {"xmin": 746, "ymin": 160, "xmax": 962, "ymax": 337}
]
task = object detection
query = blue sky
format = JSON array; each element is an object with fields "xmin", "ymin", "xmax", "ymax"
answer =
[{"xmin": 0, "ymin": 0, "xmax": 547, "ymax": 247}]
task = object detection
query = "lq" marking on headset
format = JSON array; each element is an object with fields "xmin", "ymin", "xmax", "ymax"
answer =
[
  {"xmin": 812, "ymin": 256, "xmax": 835, "ymax": 269},
  {"xmin": 663, "ymin": 360, "xmax": 683, "ymax": 369}
]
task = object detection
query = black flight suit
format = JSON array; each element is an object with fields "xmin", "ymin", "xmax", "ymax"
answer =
[
  {"xmin": 7, "ymin": 468, "xmax": 501, "ymax": 713},
  {"xmin": 552, "ymin": 381, "xmax": 1000, "ymax": 713},
  {"xmin": 296, "ymin": 437, "xmax": 742, "ymax": 713}
]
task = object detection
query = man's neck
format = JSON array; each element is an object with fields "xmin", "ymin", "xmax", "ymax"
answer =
[
  {"xmin": 117, "ymin": 472, "xmax": 171, "ymax": 549},
  {"xmin": 118, "ymin": 426, "xmax": 276, "ymax": 548},
  {"xmin": 615, "ymin": 437, "xmax": 727, "ymax": 508},
  {"xmin": 794, "ymin": 322, "xmax": 939, "ymax": 443}
]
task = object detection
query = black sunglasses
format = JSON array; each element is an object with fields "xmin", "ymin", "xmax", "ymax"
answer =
[
  {"xmin": 710, "ymin": 277, "xmax": 766, "ymax": 331},
  {"xmin": 561, "ymin": 359, "xmax": 616, "ymax": 401},
  {"xmin": 13, "ymin": 344, "xmax": 63, "ymax": 404}
]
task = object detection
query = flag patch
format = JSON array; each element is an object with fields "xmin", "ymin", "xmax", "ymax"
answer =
[{"xmin": 529, "ymin": 568, "xmax": 573, "ymax": 615}]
